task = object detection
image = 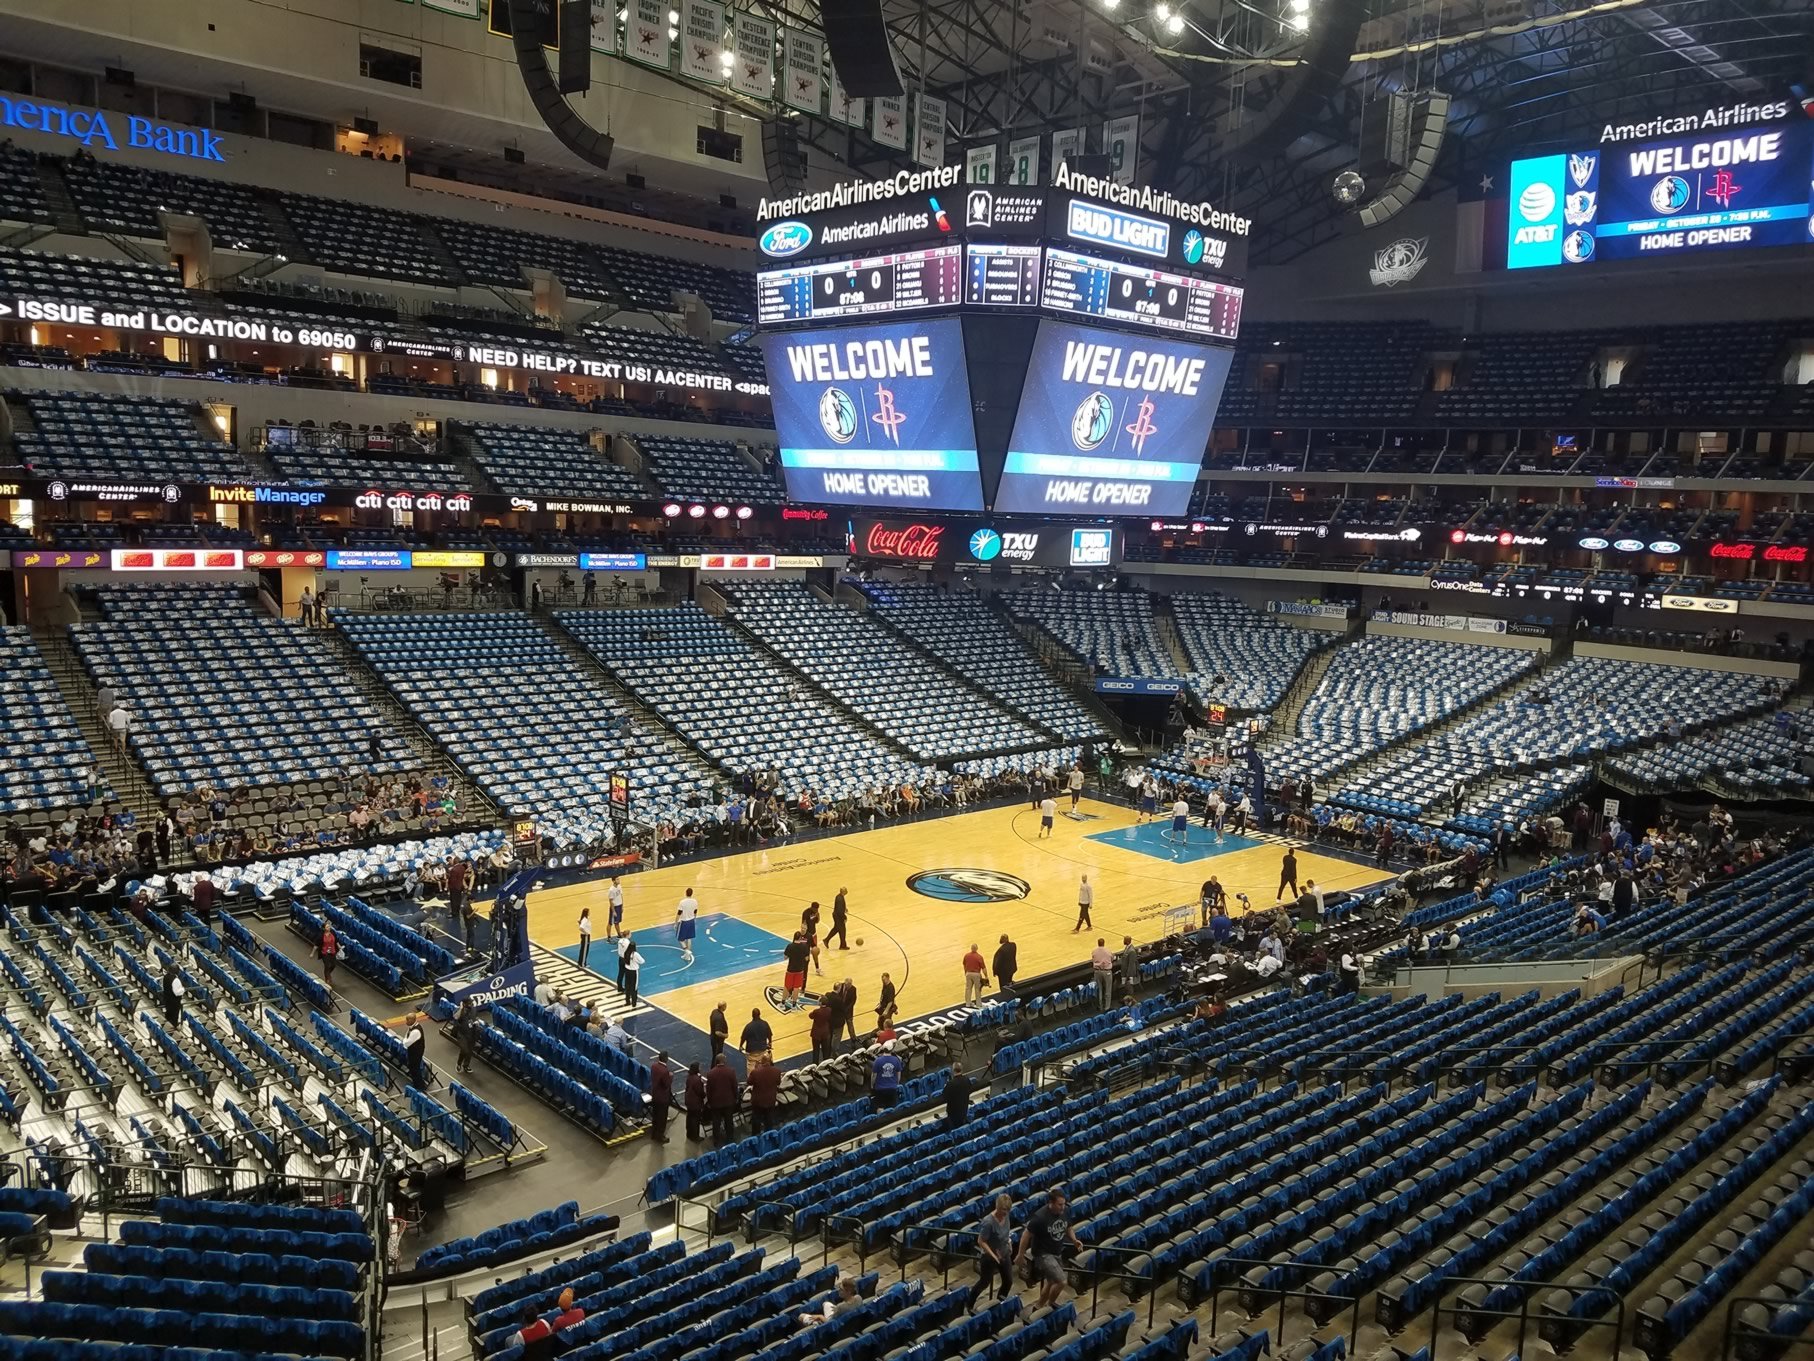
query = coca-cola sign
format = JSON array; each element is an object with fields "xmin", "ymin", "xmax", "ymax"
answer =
[{"xmin": 862, "ymin": 522, "xmax": 946, "ymax": 560}]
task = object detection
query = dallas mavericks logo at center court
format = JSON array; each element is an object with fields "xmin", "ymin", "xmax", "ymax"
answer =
[
  {"xmin": 1071, "ymin": 391, "xmax": 1116, "ymax": 451},
  {"xmin": 907, "ymin": 869, "xmax": 1032, "ymax": 903}
]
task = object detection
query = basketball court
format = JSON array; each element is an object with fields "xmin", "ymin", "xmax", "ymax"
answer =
[{"xmin": 517, "ymin": 797, "xmax": 1391, "ymax": 1064}]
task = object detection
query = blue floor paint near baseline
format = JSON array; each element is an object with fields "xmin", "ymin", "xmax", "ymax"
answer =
[
  {"xmin": 1086, "ymin": 821, "xmax": 1264, "ymax": 864},
  {"xmin": 554, "ymin": 912, "xmax": 791, "ymax": 996}
]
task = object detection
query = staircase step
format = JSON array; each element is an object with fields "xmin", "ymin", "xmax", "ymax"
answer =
[{"xmin": 32, "ymin": 626, "xmax": 163, "ymax": 824}]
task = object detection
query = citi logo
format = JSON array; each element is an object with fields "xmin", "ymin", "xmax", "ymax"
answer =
[{"xmin": 759, "ymin": 221, "xmax": 813, "ymax": 257}]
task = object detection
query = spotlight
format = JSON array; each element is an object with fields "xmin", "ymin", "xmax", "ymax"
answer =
[
  {"xmin": 663, "ymin": 503, "xmax": 683, "ymax": 517},
  {"xmin": 711, "ymin": 505, "xmax": 731, "ymax": 520},
  {"xmin": 1287, "ymin": 10, "xmax": 1308, "ymax": 28},
  {"xmin": 1154, "ymin": 3, "xmax": 1170, "ymax": 18},
  {"xmin": 1101, "ymin": 0, "xmax": 1119, "ymax": 9},
  {"xmin": 1165, "ymin": 11, "xmax": 1184, "ymax": 31},
  {"xmin": 719, "ymin": 50, "xmax": 734, "ymax": 69},
  {"xmin": 687, "ymin": 504, "xmax": 707, "ymax": 518},
  {"xmin": 667, "ymin": 8, "xmax": 678, "ymax": 19},
  {"xmin": 735, "ymin": 506, "xmax": 754, "ymax": 520}
]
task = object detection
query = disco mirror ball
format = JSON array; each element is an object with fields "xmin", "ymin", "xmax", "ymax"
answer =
[{"xmin": 1332, "ymin": 169, "xmax": 1367, "ymax": 206}]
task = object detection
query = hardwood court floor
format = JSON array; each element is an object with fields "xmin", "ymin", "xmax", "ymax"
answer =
[{"xmin": 520, "ymin": 797, "xmax": 1390, "ymax": 1062}]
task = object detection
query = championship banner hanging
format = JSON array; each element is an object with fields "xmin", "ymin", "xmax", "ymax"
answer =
[
  {"xmin": 828, "ymin": 70, "xmax": 864, "ymax": 128},
  {"xmin": 1007, "ymin": 135, "xmax": 1040, "ymax": 186},
  {"xmin": 965, "ymin": 143, "xmax": 998, "ymax": 186},
  {"xmin": 1103, "ymin": 114, "xmax": 1139, "ymax": 185},
  {"xmin": 873, "ymin": 94, "xmax": 908, "ymax": 150},
  {"xmin": 782, "ymin": 28, "xmax": 824, "ymax": 113},
  {"xmin": 588, "ymin": 0, "xmax": 614, "ymax": 51},
  {"xmin": 680, "ymin": 0, "xmax": 726, "ymax": 81},
  {"xmin": 730, "ymin": 11, "xmax": 774, "ymax": 99},
  {"xmin": 914, "ymin": 93, "xmax": 947, "ymax": 167},
  {"xmin": 625, "ymin": 0, "xmax": 672, "ymax": 69}
]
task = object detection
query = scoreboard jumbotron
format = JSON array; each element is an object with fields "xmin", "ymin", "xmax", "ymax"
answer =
[{"xmin": 754, "ymin": 166, "xmax": 1252, "ymax": 518}]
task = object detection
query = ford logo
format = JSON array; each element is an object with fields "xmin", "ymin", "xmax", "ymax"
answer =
[
  {"xmin": 1648, "ymin": 540, "xmax": 1682, "ymax": 554},
  {"xmin": 759, "ymin": 220, "xmax": 813, "ymax": 257},
  {"xmin": 1612, "ymin": 538, "xmax": 1645, "ymax": 553},
  {"xmin": 1578, "ymin": 536, "xmax": 1609, "ymax": 551}
]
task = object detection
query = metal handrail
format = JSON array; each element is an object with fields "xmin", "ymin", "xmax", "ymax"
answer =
[
  {"xmin": 821, "ymin": 1213, "xmax": 869, "ymax": 1271},
  {"xmin": 1721, "ymin": 1291, "xmax": 1814, "ymax": 1361},
  {"xmin": 1200, "ymin": 1253, "xmax": 1362, "ymax": 1353},
  {"xmin": 1428, "ymin": 1272, "xmax": 1626, "ymax": 1361}
]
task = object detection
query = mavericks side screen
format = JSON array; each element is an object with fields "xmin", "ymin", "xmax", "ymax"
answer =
[
  {"xmin": 993, "ymin": 319, "xmax": 1231, "ymax": 516},
  {"xmin": 760, "ymin": 317, "xmax": 985, "ymax": 511}
]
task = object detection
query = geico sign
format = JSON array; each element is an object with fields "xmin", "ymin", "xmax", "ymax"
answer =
[{"xmin": 355, "ymin": 490, "xmax": 474, "ymax": 512}]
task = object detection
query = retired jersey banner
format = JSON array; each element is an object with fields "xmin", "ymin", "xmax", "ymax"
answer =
[
  {"xmin": 965, "ymin": 143, "xmax": 997, "ymax": 186},
  {"xmin": 828, "ymin": 70, "xmax": 864, "ymax": 128},
  {"xmin": 1103, "ymin": 114, "xmax": 1139, "ymax": 185},
  {"xmin": 425, "ymin": 0, "xmax": 480, "ymax": 15},
  {"xmin": 1049, "ymin": 127, "xmax": 1084, "ymax": 178},
  {"xmin": 1007, "ymin": 136, "xmax": 1040, "ymax": 186},
  {"xmin": 873, "ymin": 95, "xmax": 908, "ymax": 150},
  {"xmin": 914, "ymin": 94, "xmax": 947, "ymax": 167},
  {"xmin": 782, "ymin": 28, "xmax": 823, "ymax": 113},
  {"xmin": 680, "ymin": 0, "xmax": 726, "ymax": 81},
  {"xmin": 625, "ymin": 0, "xmax": 671, "ymax": 68},
  {"xmin": 730, "ymin": 12, "xmax": 774, "ymax": 99}
]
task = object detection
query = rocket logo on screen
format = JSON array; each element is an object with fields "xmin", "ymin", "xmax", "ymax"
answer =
[
  {"xmin": 1707, "ymin": 169, "xmax": 1743, "ymax": 208},
  {"xmin": 1124, "ymin": 398, "xmax": 1160, "ymax": 455},
  {"xmin": 872, "ymin": 386, "xmax": 908, "ymax": 444}
]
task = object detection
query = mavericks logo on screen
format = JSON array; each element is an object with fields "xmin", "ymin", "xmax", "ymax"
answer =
[{"xmin": 906, "ymin": 869, "xmax": 1032, "ymax": 902}]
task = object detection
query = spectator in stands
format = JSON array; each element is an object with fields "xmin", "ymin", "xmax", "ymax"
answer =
[
  {"xmin": 451, "ymin": 998, "xmax": 478, "ymax": 1075},
  {"xmin": 1338, "ymin": 950, "xmax": 1360, "ymax": 995},
  {"xmin": 399, "ymin": 1012, "xmax": 428, "ymax": 1089},
  {"xmin": 648, "ymin": 1050, "xmax": 672, "ymax": 1144},
  {"xmin": 106, "ymin": 700, "xmax": 130, "ymax": 755},
  {"xmin": 95, "ymin": 680, "xmax": 114, "ymax": 718},
  {"xmin": 1119, "ymin": 935, "xmax": 1139, "ymax": 991},
  {"xmin": 299, "ymin": 585, "xmax": 316, "ymax": 626},
  {"xmin": 748, "ymin": 1053, "xmax": 781, "ymax": 1132},
  {"xmin": 1016, "ymin": 1187, "xmax": 1081, "ymax": 1309},
  {"xmin": 829, "ymin": 978, "xmax": 857, "ymax": 1050},
  {"xmin": 189, "ymin": 871, "xmax": 215, "ymax": 924},
  {"xmin": 1090, "ymin": 938, "xmax": 1114, "ymax": 1011},
  {"xmin": 870, "ymin": 1039, "xmax": 904, "ymax": 1110},
  {"xmin": 962, "ymin": 942, "xmax": 988, "ymax": 1003},
  {"xmin": 976, "ymin": 1194, "xmax": 1015, "ymax": 1301},
  {"xmin": 534, "ymin": 976, "xmax": 555, "ymax": 1007},
  {"xmin": 582, "ymin": 571, "xmax": 597, "ymax": 607},
  {"xmin": 808, "ymin": 996, "xmax": 834, "ymax": 1063},
  {"xmin": 319, "ymin": 923, "xmax": 339, "ymax": 986},
  {"xmin": 684, "ymin": 1061, "xmax": 706, "ymax": 1141},
  {"xmin": 709, "ymin": 1000, "xmax": 729, "ymax": 1061},
  {"xmin": 511, "ymin": 1287, "xmax": 584, "ymax": 1360},
  {"xmin": 160, "ymin": 962, "xmax": 185, "ymax": 1024},
  {"xmin": 993, "ymin": 935, "xmax": 1018, "ymax": 994},
  {"xmin": 796, "ymin": 1275, "xmax": 859, "ymax": 1329},
  {"xmin": 705, "ymin": 1052, "xmax": 739, "ymax": 1144},
  {"xmin": 740, "ymin": 1006, "xmax": 773, "ymax": 1060},
  {"xmin": 604, "ymin": 1017, "xmax": 633, "ymax": 1055},
  {"xmin": 1375, "ymin": 821, "xmax": 1395, "ymax": 869},
  {"xmin": 942, "ymin": 1061, "xmax": 971, "ymax": 1130}
]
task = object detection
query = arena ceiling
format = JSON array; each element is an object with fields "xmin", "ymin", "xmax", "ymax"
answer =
[{"xmin": 751, "ymin": 0, "xmax": 1812, "ymax": 264}]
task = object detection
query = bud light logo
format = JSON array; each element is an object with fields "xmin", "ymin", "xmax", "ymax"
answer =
[{"xmin": 760, "ymin": 220, "xmax": 814, "ymax": 257}]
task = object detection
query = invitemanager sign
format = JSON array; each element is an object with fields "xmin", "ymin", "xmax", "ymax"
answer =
[
  {"xmin": 994, "ymin": 320, "xmax": 1230, "ymax": 516},
  {"xmin": 759, "ymin": 318, "xmax": 984, "ymax": 512}
]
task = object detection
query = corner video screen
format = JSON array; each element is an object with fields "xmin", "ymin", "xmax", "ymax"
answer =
[
  {"xmin": 993, "ymin": 319, "xmax": 1229, "ymax": 516},
  {"xmin": 1506, "ymin": 117, "xmax": 1814, "ymax": 269},
  {"xmin": 760, "ymin": 318, "xmax": 984, "ymax": 512}
]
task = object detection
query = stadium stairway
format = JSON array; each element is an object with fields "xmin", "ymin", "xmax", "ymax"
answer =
[
  {"xmin": 1152, "ymin": 607, "xmax": 1195, "ymax": 679},
  {"xmin": 532, "ymin": 610, "xmax": 735, "ymax": 781},
  {"xmin": 1263, "ymin": 640, "xmax": 1344, "ymax": 733},
  {"xmin": 985, "ymin": 596, "xmax": 1144, "ymax": 739},
  {"xmin": 30, "ymin": 625, "xmax": 161, "ymax": 825},
  {"xmin": 827, "ymin": 583, "xmax": 1081, "ymax": 748},
  {"xmin": 315, "ymin": 627, "xmax": 501, "ymax": 824}
]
